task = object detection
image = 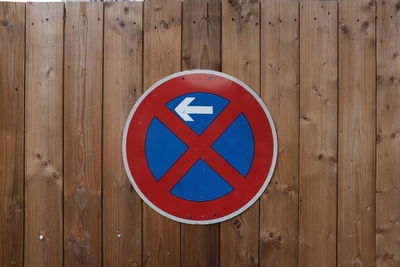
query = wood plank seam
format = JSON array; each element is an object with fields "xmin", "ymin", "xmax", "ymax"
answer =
[{"xmin": 101, "ymin": 5, "xmax": 105, "ymax": 267}]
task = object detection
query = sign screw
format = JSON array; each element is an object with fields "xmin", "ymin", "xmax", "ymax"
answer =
[
  {"xmin": 117, "ymin": 233, "xmax": 122, "ymax": 238},
  {"xmin": 39, "ymin": 235, "xmax": 44, "ymax": 240}
]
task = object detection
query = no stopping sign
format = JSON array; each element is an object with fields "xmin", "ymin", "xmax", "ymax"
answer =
[{"xmin": 123, "ymin": 70, "xmax": 277, "ymax": 224}]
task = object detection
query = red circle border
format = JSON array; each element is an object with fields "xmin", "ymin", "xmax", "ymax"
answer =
[{"xmin": 123, "ymin": 71, "xmax": 277, "ymax": 224}]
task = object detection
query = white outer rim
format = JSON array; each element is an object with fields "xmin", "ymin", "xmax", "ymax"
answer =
[{"xmin": 122, "ymin": 70, "xmax": 278, "ymax": 225}]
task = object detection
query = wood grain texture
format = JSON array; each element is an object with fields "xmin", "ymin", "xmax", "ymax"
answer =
[
  {"xmin": 25, "ymin": 3, "xmax": 64, "ymax": 266},
  {"xmin": 64, "ymin": 3, "xmax": 103, "ymax": 266},
  {"xmin": 181, "ymin": 225, "xmax": 219, "ymax": 267},
  {"xmin": 103, "ymin": 2, "xmax": 143, "ymax": 266},
  {"xmin": 376, "ymin": 1, "xmax": 400, "ymax": 266},
  {"xmin": 182, "ymin": 0, "xmax": 221, "ymax": 70},
  {"xmin": 299, "ymin": 2, "xmax": 338, "ymax": 267},
  {"xmin": 0, "ymin": 3, "xmax": 25, "ymax": 267},
  {"xmin": 259, "ymin": 1, "xmax": 299, "ymax": 266},
  {"xmin": 2, "ymin": 2, "xmax": 400, "ymax": 266},
  {"xmin": 143, "ymin": 0, "xmax": 181, "ymax": 266},
  {"xmin": 221, "ymin": 0, "xmax": 260, "ymax": 266},
  {"xmin": 338, "ymin": 0, "xmax": 376, "ymax": 266},
  {"xmin": 181, "ymin": 0, "xmax": 221, "ymax": 266}
]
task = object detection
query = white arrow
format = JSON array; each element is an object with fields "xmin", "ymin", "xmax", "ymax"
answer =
[{"xmin": 175, "ymin": 97, "xmax": 213, "ymax": 122}]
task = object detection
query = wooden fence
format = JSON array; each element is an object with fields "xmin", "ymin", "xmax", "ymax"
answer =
[{"xmin": 0, "ymin": 0, "xmax": 399, "ymax": 266}]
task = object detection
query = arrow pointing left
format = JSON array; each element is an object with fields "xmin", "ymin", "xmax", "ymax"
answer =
[{"xmin": 174, "ymin": 97, "xmax": 213, "ymax": 122}]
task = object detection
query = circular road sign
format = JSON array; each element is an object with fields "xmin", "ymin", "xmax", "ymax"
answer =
[{"xmin": 123, "ymin": 70, "xmax": 277, "ymax": 224}]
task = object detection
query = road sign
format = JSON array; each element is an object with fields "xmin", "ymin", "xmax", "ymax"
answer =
[{"xmin": 123, "ymin": 70, "xmax": 277, "ymax": 224}]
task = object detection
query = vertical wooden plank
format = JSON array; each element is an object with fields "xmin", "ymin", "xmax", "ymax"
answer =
[
  {"xmin": 181, "ymin": 0, "xmax": 221, "ymax": 266},
  {"xmin": 299, "ymin": 1, "xmax": 338, "ymax": 266},
  {"xmin": 182, "ymin": 0, "xmax": 221, "ymax": 70},
  {"xmin": 259, "ymin": 1, "xmax": 299, "ymax": 266},
  {"xmin": 103, "ymin": 2, "xmax": 143, "ymax": 266},
  {"xmin": 143, "ymin": 0, "xmax": 181, "ymax": 266},
  {"xmin": 221, "ymin": 0, "xmax": 260, "ymax": 266},
  {"xmin": 0, "ymin": 3, "xmax": 25, "ymax": 267},
  {"xmin": 376, "ymin": 1, "xmax": 400, "ymax": 266},
  {"xmin": 338, "ymin": 0, "xmax": 376, "ymax": 266},
  {"xmin": 64, "ymin": 3, "xmax": 103, "ymax": 266},
  {"xmin": 25, "ymin": 3, "xmax": 64, "ymax": 266}
]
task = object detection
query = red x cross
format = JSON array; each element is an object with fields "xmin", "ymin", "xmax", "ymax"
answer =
[{"xmin": 155, "ymin": 101, "xmax": 247, "ymax": 191}]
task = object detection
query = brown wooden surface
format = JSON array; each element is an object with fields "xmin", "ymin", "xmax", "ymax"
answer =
[
  {"xmin": 338, "ymin": 0, "xmax": 376, "ymax": 266},
  {"xmin": 181, "ymin": 0, "xmax": 221, "ymax": 266},
  {"xmin": 103, "ymin": 2, "xmax": 143, "ymax": 266},
  {"xmin": 376, "ymin": 1, "xmax": 400, "ymax": 266},
  {"xmin": 221, "ymin": 0, "xmax": 260, "ymax": 266},
  {"xmin": 259, "ymin": 1, "xmax": 299, "ymax": 266},
  {"xmin": 1, "ymin": 1, "xmax": 400, "ymax": 266},
  {"xmin": 25, "ymin": 3, "xmax": 64, "ymax": 266},
  {"xmin": 0, "ymin": 3, "xmax": 25, "ymax": 267},
  {"xmin": 64, "ymin": 3, "xmax": 103, "ymax": 266},
  {"xmin": 182, "ymin": 0, "xmax": 221, "ymax": 70},
  {"xmin": 143, "ymin": 1, "xmax": 182, "ymax": 266},
  {"xmin": 299, "ymin": 1, "xmax": 338, "ymax": 267}
]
